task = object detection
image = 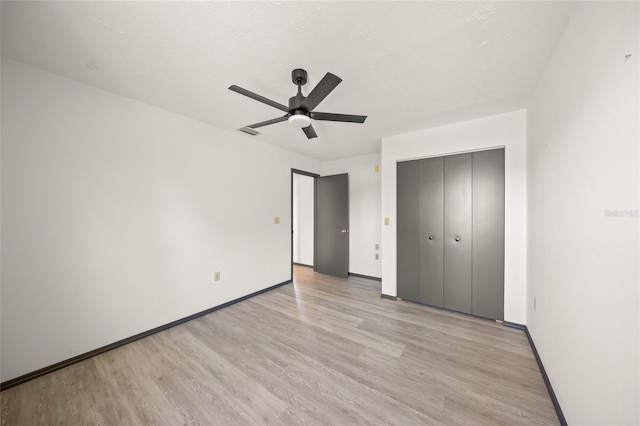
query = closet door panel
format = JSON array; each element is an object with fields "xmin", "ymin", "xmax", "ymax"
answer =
[
  {"xmin": 418, "ymin": 157, "xmax": 444, "ymax": 307},
  {"xmin": 472, "ymin": 149, "xmax": 505, "ymax": 320},
  {"xmin": 443, "ymin": 153, "xmax": 473, "ymax": 314},
  {"xmin": 397, "ymin": 160, "xmax": 420, "ymax": 302}
]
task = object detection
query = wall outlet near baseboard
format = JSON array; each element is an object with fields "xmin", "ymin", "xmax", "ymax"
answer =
[{"xmin": 375, "ymin": 253, "xmax": 379, "ymax": 260}]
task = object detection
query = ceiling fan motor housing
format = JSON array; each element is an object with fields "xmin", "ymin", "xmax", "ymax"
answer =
[{"xmin": 289, "ymin": 94, "xmax": 306, "ymax": 113}]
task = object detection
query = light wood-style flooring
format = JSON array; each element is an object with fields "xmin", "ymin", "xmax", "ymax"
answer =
[{"xmin": 1, "ymin": 265, "xmax": 558, "ymax": 425}]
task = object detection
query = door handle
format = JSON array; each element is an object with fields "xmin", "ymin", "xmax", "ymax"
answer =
[
  {"xmin": 341, "ymin": 229, "xmax": 349, "ymax": 233},
  {"xmin": 455, "ymin": 236, "xmax": 460, "ymax": 242},
  {"xmin": 428, "ymin": 235, "xmax": 434, "ymax": 240}
]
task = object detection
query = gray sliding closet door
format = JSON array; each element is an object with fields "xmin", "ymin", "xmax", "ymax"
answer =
[
  {"xmin": 397, "ymin": 161, "xmax": 420, "ymax": 301},
  {"xmin": 443, "ymin": 153, "xmax": 473, "ymax": 314},
  {"xmin": 472, "ymin": 149, "xmax": 505, "ymax": 320},
  {"xmin": 418, "ymin": 157, "xmax": 444, "ymax": 306}
]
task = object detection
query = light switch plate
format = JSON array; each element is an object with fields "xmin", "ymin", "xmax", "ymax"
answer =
[
  {"xmin": 274, "ymin": 216, "xmax": 280, "ymax": 224},
  {"xmin": 214, "ymin": 271, "xmax": 221, "ymax": 281},
  {"xmin": 384, "ymin": 217, "xmax": 390, "ymax": 226},
  {"xmin": 374, "ymin": 165, "xmax": 380, "ymax": 172},
  {"xmin": 375, "ymin": 244, "xmax": 379, "ymax": 250}
]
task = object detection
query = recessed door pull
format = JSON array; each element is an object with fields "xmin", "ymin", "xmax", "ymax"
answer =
[
  {"xmin": 428, "ymin": 235, "xmax": 434, "ymax": 240},
  {"xmin": 455, "ymin": 237, "xmax": 460, "ymax": 242}
]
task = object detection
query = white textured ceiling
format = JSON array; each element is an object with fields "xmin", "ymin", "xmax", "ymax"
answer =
[{"xmin": 1, "ymin": 1, "xmax": 574, "ymax": 161}]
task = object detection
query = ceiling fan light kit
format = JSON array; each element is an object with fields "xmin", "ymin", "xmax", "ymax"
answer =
[
  {"xmin": 229, "ymin": 68, "xmax": 367, "ymax": 139},
  {"xmin": 288, "ymin": 112, "xmax": 311, "ymax": 128}
]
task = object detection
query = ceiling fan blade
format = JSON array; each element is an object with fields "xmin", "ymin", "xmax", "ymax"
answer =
[
  {"xmin": 229, "ymin": 85, "xmax": 289, "ymax": 112},
  {"xmin": 247, "ymin": 115, "xmax": 289, "ymax": 129},
  {"xmin": 310, "ymin": 112, "xmax": 367, "ymax": 123},
  {"xmin": 302, "ymin": 124, "xmax": 317, "ymax": 139},
  {"xmin": 299, "ymin": 72, "xmax": 342, "ymax": 111}
]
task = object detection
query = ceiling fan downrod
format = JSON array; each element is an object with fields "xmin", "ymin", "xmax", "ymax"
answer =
[{"xmin": 290, "ymin": 69, "xmax": 307, "ymax": 111}]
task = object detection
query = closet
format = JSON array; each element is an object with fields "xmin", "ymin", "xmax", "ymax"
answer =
[{"xmin": 397, "ymin": 148, "xmax": 504, "ymax": 320}]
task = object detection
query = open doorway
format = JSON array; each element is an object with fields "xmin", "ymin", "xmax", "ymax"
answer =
[
  {"xmin": 291, "ymin": 169, "xmax": 318, "ymax": 280},
  {"xmin": 291, "ymin": 169, "xmax": 350, "ymax": 281}
]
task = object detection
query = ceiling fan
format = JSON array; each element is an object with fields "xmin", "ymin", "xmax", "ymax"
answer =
[{"xmin": 229, "ymin": 69, "xmax": 367, "ymax": 139}]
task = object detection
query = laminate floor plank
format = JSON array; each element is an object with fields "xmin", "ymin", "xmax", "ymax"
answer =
[
  {"xmin": 1, "ymin": 265, "xmax": 558, "ymax": 425},
  {"xmin": 250, "ymin": 295, "xmax": 406, "ymax": 358}
]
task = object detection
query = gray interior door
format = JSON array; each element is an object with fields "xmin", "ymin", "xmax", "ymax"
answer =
[
  {"xmin": 472, "ymin": 149, "xmax": 505, "ymax": 320},
  {"xmin": 397, "ymin": 161, "xmax": 420, "ymax": 301},
  {"xmin": 419, "ymin": 157, "xmax": 444, "ymax": 306},
  {"xmin": 443, "ymin": 153, "xmax": 473, "ymax": 314},
  {"xmin": 315, "ymin": 173, "xmax": 349, "ymax": 278}
]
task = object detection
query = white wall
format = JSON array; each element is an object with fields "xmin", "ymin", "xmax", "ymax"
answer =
[
  {"xmin": 0, "ymin": 59, "xmax": 322, "ymax": 382},
  {"xmin": 527, "ymin": 2, "xmax": 639, "ymax": 424},
  {"xmin": 381, "ymin": 110, "xmax": 527, "ymax": 323},
  {"xmin": 323, "ymin": 153, "xmax": 382, "ymax": 278},
  {"xmin": 292, "ymin": 173, "xmax": 314, "ymax": 266}
]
